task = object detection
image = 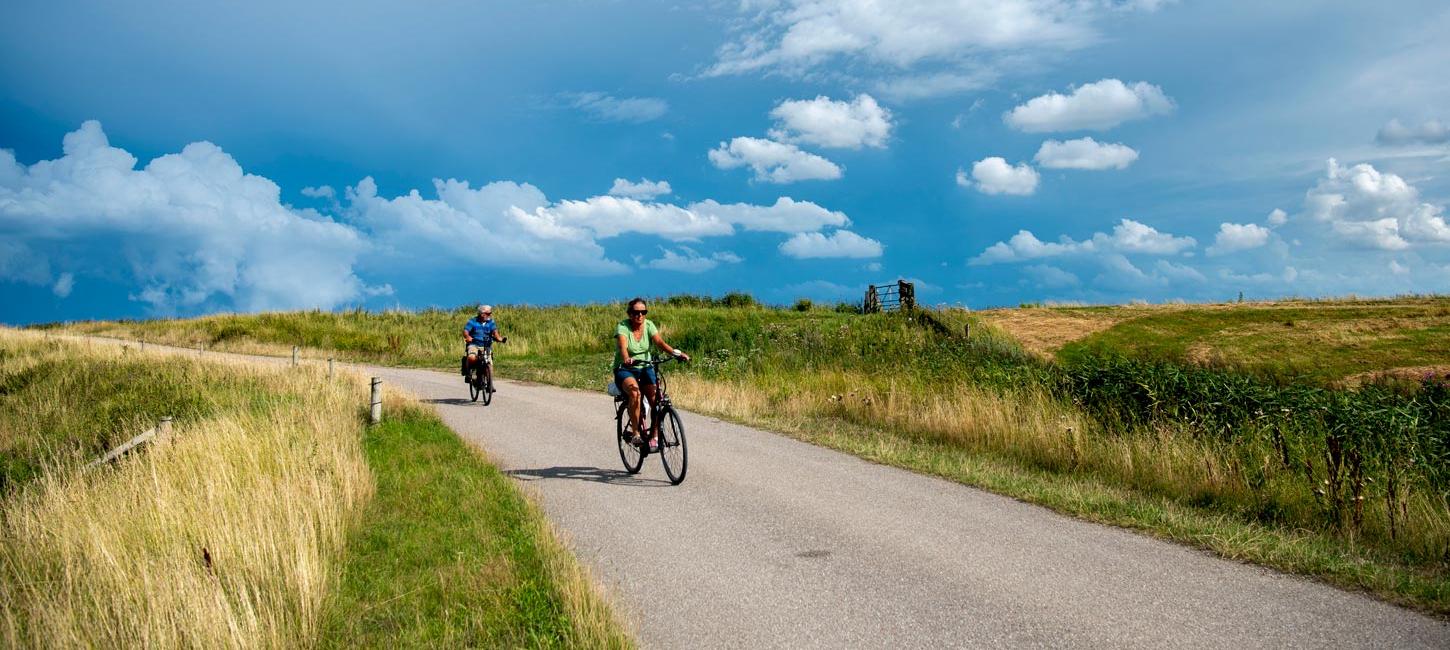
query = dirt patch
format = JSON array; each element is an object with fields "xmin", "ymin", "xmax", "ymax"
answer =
[
  {"xmin": 1338, "ymin": 365, "xmax": 1450, "ymax": 388},
  {"xmin": 975, "ymin": 308, "xmax": 1147, "ymax": 357}
]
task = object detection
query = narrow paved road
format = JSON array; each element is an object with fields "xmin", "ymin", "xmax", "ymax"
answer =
[
  {"xmin": 91, "ymin": 340, "xmax": 1449, "ymax": 647},
  {"xmin": 374, "ymin": 367, "xmax": 1446, "ymax": 649}
]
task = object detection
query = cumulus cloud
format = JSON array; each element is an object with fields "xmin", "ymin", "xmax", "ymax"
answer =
[
  {"xmin": 779, "ymin": 230, "xmax": 884, "ymax": 258},
  {"xmin": 690, "ymin": 197, "xmax": 849, "ymax": 233},
  {"xmin": 641, "ymin": 247, "xmax": 744, "ymax": 273},
  {"xmin": 1033, "ymin": 137, "xmax": 1138, "ymax": 170},
  {"xmin": 566, "ymin": 92, "xmax": 669, "ymax": 123},
  {"xmin": 706, "ymin": 1, "xmax": 1165, "ymax": 77},
  {"xmin": 1304, "ymin": 158, "xmax": 1450, "ymax": 250},
  {"xmin": 1207, "ymin": 222, "xmax": 1271, "ymax": 256},
  {"xmin": 1004, "ymin": 79, "xmax": 1174, "ymax": 132},
  {"xmin": 960, "ymin": 157, "xmax": 1039, "ymax": 195},
  {"xmin": 709, "ymin": 136, "xmax": 844, "ymax": 183},
  {"xmin": 873, "ymin": 70, "xmax": 997, "ymax": 102},
  {"xmin": 971, "ymin": 218, "xmax": 1195, "ymax": 264},
  {"xmin": 608, "ymin": 177, "xmax": 672, "ymax": 199},
  {"xmin": 301, "ymin": 185, "xmax": 335, "ymax": 199},
  {"xmin": 1, "ymin": 121, "xmax": 872, "ymax": 313},
  {"xmin": 1267, "ymin": 208, "xmax": 1288, "ymax": 227},
  {"xmin": 0, "ymin": 121, "xmax": 371, "ymax": 312},
  {"xmin": 1376, "ymin": 118, "xmax": 1449, "ymax": 146},
  {"xmin": 768, "ymin": 94, "xmax": 893, "ymax": 149},
  {"xmin": 1023, "ymin": 264, "xmax": 1079, "ymax": 288}
]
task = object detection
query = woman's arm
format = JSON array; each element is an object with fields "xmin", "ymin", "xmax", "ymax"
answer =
[
  {"xmin": 617, "ymin": 333, "xmax": 633, "ymax": 365},
  {"xmin": 651, "ymin": 332, "xmax": 688, "ymax": 360}
]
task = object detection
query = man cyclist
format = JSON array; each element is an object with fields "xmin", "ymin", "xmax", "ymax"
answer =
[
  {"xmin": 462, "ymin": 304, "xmax": 505, "ymax": 391},
  {"xmin": 615, "ymin": 297, "xmax": 689, "ymax": 450}
]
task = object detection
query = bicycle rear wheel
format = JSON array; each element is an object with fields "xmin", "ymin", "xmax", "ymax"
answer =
[
  {"xmin": 616, "ymin": 402, "xmax": 644, "ymax": 474},
  {"xmin": 659, "ymin": 407, "xmax": 687, "ymax": 485},
  {"xmin": 481, "ymin": 369, "xmax": 493, "ymax": 406}
]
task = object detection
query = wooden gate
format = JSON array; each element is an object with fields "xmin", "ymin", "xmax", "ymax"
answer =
[{"xmin": 863, "ymin": 280, "xmax": 915, "ymax": 313}]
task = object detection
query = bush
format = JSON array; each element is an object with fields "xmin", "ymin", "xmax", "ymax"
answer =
[
  {"xmin": 718, "ymin": 292, "xmax": 757, "ymax": 309},
  {"xmin": 792, "ymin": 298, "xmax": 814, "ymax": 312}
]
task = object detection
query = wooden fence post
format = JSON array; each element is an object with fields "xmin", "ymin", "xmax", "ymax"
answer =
[
  {"xmin": 328, "ymin": 358, "xmax": 335, "ymax": 379},
  {"xmin": 292, "ymin": 346, "xmax": 299, "ymax": 367},
  {"xmin": 964, "ymin": 323, "xmax": 971, "ymax": 339},
  {"xmin": 370, "ymin": 377, "xmax": 382, "ymax": 424}
]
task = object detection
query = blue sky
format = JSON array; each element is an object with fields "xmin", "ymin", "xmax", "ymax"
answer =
[{"xmin": 3, "ymin": 1, "xmax": 1449, "ymax": 324}]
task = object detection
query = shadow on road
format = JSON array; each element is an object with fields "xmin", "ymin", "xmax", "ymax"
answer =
[
  {"xmin": 421, "ymin": 397, "xmax": 481, "ymax": 406},
  {"xmin": 505, "ymin": 466, "xmax": 670, "ymax": 487}
]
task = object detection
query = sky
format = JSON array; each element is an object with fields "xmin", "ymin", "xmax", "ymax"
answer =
[{"xmin": 2, "ymin": 0, "xmax": 1449, "ymax": 324}]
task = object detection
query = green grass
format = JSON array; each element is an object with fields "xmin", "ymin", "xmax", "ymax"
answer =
[{"xmin": 322, "ymin": 407, "xmax": 630, "ymax": 648}]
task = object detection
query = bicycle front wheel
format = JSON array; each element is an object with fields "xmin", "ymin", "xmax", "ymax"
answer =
[
  {"xmin": 659, "ymin": 407, "xmax": 687, "ymax": 485},
  {"xmin": 468, "ymin": 374, "xmax": 481, "ymax": 402},
  {"xmin": 481, "ymin": 369, "xmax": 493, "ymax": 406},
  {"xmin": 616, "ymin": 402, "xmax": 644, "ymax": 474}
]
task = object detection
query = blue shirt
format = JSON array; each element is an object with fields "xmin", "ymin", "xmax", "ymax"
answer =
[{"xmin": 464, "ymin": 317, "xmax": 497, "ymax": 347}]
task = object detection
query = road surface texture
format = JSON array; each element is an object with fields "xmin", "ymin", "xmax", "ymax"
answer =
[{"xmin": 88, "ymin": 340, "xmax": 1450, "ymax": 648}]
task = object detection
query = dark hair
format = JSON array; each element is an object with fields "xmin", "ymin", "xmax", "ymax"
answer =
[{"xmin": 627, "ymin": 297, "xmax": 647, "ymax": 312}]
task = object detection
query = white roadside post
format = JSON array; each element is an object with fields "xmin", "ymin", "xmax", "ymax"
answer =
[
  {"xmin": 328, "ymin": 358, "xmax": 335, "ymax": 379},
  {"xmin": 370, "ymin": 377, "xmax": 382, "ymax": 424},
  {"xmin": 292, "ymin": 346, "xmax": 299, "ymax": 367}
]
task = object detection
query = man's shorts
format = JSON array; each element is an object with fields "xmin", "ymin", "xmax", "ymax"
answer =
[
  {"xmin": 613, "ymin": 364, "xmax": 657, "ymax": 389},
  {"xmin": 466, "ymin": 344, "xmax": 492, "ymax": 359}
]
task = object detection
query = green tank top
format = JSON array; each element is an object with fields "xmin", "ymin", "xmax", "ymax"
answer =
[{"xmin": 614, "ymin": 319, "xmax": 658, "ymax": 368}]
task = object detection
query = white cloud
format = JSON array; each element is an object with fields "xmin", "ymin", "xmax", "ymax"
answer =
[
  {"xmin": 1207, "ymin": 222, "xmax": 1271, "ymax": 256},
  {"xmin": 301, "ymin": 185, "xmax": 335, "ymax": 199},
  {"xmin": 1267, "ymin": 208, "xmax": 1288, "ymax": 227},
  {"xmin": 779, "ymin": 229, "xmax": 884, "ymax": 258},
  {"xmin": 768, "ymin": 94, "xmax": 893, "ymax": 149},
  {"xmin": 641, "ymin": 247, "xmax": 743, "ymax": 273},
  {"xmin": 1389, "ymin": 260, "xmax": 1409, "ymax": 275},
  {"xmin": 1004, "ymin": 79, "xmax": 1174, "ymax": 132},
  {"xmin": 873, "ymin": 70, "xmax": 997, "ymax": 102},
  {"xmin": 1376, "ymin": 118, "xmax": 1450, "ymax": 146},
  {"xmin": 690, "ymin": 197, "xmax": 849, "ymax": 233},
  {"xmin": 706, "ymin": 1, "xmax": 1166, "ymax": 77},
  {"xmin": 52, "ymin": 272, "xmax": 74, "ymax": 298},
  {"xmin": 709, "ymin": 136, "xmax": 843, "ymax": 183},
  {"xmin": 0, "ymin": 121, "xmax": 371, "ymax": 312},
  {"xmin": 971, "ymin": 218, "xmax": 1194, "ymax": 264},
  {"xmin": 608, "ymin": 177, "xmax": 672, "ymax": 199},
  {"xmin": 566, "ymin": 92, "xmax": 669, "ymax": 123},
  {"xmin": 1033, "ymin": 137, "xmax": 1138, "ymax": 170},
  {"xmin": 1024, "ymin": 264, "xmax": 1079, "ymax": 288},
  {"xmin": 961, "ymin": 157, "xmax": 1039, "ymax": 196},
  {"xmin": 1304, "ymin": 158, "xmax": 1450, "ymax": 250},
  {"xmin": 509, "ymin": 194, "xmax": 732, "ymax": 242}
]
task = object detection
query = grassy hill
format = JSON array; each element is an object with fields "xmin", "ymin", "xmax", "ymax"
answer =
[{"xmin": 47, "ymin": 294, "xmax": 1450, "ymax": 614}]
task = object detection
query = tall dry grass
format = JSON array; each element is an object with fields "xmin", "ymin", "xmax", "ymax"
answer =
[{"xmin": 0, "ymin": 330, "xmax": 373, "ymax": 648}]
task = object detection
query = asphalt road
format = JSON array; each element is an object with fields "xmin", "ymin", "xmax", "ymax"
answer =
[
  {"xmin": 86, "ymin": 339, "xmax": 1449, "ymax": 648},
  {"xmin": 373, "ymin": 366, "xmax": 1447, "ymax": 649}
]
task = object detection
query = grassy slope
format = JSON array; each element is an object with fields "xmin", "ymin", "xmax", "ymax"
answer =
[
  {"xmin": 985, "ymin": 297, "xmax": 1450, "ymax": 383},
  {"xmin": 324, "ymin": 407, "xmax": 629, "ymax": 648},
  {"xmin": 0, "ymin": 332, "xmax": 631, "ymax": 647},
  {"xmin": 52, "ymin": 300, "xmax": 1450, "ymax": 614}
]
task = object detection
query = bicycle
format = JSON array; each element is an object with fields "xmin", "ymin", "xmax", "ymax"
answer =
[
  {"xmin": 612, "ymin": 356, "xmax": 687, "ymax": 485},
  {"xmin": 462, "ymin": 341, "xmax": 503, "ymax": 405}
]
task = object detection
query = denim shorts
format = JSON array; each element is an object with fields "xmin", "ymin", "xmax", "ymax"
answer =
[{"xmin": 613, "ymin": 365, "xmax": 657, "ymax": 389}]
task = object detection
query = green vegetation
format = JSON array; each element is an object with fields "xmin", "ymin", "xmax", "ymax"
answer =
[
  {"xmin": 0, "ymin": 331, "xmax": 630, "ymax": 647},
  {"xmin": 53, "ymin": 296, "xmax": 1450, "ymax": 613},
  {"xmin": 0, "ymin": 336, "xmax": 290, "ymax": 491},
  {"xmin": 324, "ymin": 406, "xmax": 629, "ymax": 648},
  {"xmin": 1056, "ymin": 297, "xmax": 1450, "ymax": 384}
]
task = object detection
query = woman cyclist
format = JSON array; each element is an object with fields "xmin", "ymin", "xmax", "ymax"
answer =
[{"xmin": 615, "ymin": 298, "xmax": 689, "ymax": 450}]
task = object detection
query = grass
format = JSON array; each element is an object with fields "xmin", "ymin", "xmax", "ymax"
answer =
[
  {"xmin": 0, "ymin": 329, "xmax": 373, "ymax": 647},
  {"xmin": 322, "ymin": 405, "xmax": 629, "ymax": 648},
  {"xmin": 0, "ymin": 330, "xmax": 631, "ymax": 647},
  {"xmin": 49, "ymin": 296, "xmax": 1450, "ymax": 614}
]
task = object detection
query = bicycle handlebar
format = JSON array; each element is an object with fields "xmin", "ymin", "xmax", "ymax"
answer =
[{"xmin": 627, "ymin": 355, "xmax": 685, "ymax": 368}]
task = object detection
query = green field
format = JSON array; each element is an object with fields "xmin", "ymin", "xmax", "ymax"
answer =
[{"xmin": 50, "ymin": 295, "xmax": 1450, "ymax": 614}]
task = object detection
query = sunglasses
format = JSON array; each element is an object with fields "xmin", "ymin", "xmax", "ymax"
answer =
[{"xmin": 628, "ymin": 309, "xmax": 648, "ymax": 316}]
